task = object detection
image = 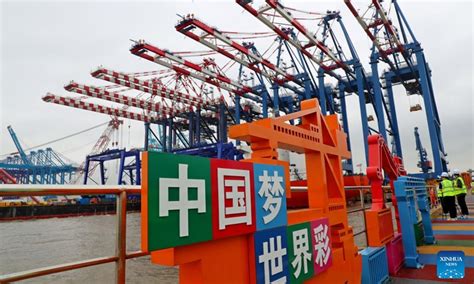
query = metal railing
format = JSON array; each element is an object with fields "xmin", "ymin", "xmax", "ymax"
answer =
[
  {"xmin": 344, "ymin": 186, "xmax": 374, "ymax": 247},
  {"xmin": 0, "ymin": 183, "xmax": 438, "ymax": 283},
  {"xmin": 291, "ymin": 185, "xmax": 377, "ymax": 247},
  {"xmin": 0, "ymin": 185, "xmax": 148, "ymax": 284}
]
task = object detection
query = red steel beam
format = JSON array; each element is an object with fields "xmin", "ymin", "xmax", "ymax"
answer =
[
  {"xmin": 65, "ymin": 81, "xmax": 187, "ymax": 116},
  {"xmin": 130, "ymin": 41, "xmax": 256, "ymax": 96},
  {"xmin": 91, "ymin": 67, "xmax": 216, "ymax": 109},
  {"xmin": 175, "ymin": 17, "xmax": 297, "ymax": 85},
  {"xmin": 236, "ymin": 0, "xmax": 345, "ymax": 77},
  {"xmin": 42, "ymin": 93, "xmax": 158, "ymax": 122},
  {"xmin": 344, "ymin": 0, "xmax": 404, "ymax": 58}
]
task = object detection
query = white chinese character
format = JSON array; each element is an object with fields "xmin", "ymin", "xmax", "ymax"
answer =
[
  {"xmin": 291, "ymin": 228, "xmax": 311, "ymax": 278},
  {"xmin": 258, "ymin": 170, "xmax": 285, "ymax": 224},
  {"xmin": 258, "ymin": 236, "xmax": 287, "ymax": 284},
  {"xmin": 159, "ymin": 164, "xmax": 206, "ymax": 237},
  {"xmin": 313, "ymin": 224, "xmax": 331, "ymax": 267},
  {"xmin": 217, "ymin": 168, "xmax": 252, "ymax": 229}
]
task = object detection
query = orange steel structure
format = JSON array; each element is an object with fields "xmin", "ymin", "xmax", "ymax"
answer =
[
  {"xmin": 365, "ymin": 135, "xmax": 406, "ymax": 247},
  {"xmin": 142, "ymin": 98, "xmax": 361, "ymax": 283}
]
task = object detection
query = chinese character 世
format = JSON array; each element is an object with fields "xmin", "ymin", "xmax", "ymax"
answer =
[{"xmin": 259, "ymin": 235, "xmax": 287, "ymax": 284}]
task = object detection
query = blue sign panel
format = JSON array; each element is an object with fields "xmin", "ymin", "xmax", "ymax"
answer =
[
  {"xmin": 253, "ymin": 226, "xmax": 289, "ymax": 284},
  {"xmin": 253, "ymin": 164, "xmax": 287, "ymax": 231},
  {"xmin": 437, "ymin": 250, "xmax": 465, "ymax": 279}
]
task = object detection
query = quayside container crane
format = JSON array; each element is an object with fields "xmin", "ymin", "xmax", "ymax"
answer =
[
  {"xmin": 344, "ymin": 0, "xmax": 448, "ymax": 176},
  {"xmin": 0, "ymin": 125, "xmax": 77, "ymax": 184}
]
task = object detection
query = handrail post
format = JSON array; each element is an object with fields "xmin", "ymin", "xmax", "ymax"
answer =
[
  {"xmin": 359, "ymin": 188, "xmax": 364, "ymax": 209},
  {"xmin": 116, "ymin": 191, "xmax": 127, "ymax": 284}
]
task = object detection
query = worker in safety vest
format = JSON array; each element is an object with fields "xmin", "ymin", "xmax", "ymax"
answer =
[
  {"xmin": 436, "ymin": 175, "xmax": 445, "ymax": 214},
  {"xmin": 437, "ymin": 173, "xmax": 449, "ymax": 217},
  {"xmin": 439, "ymin": 172, "xmax": 457, "ymax": 220},
  {"xmin": 453, "ymin": 169, "xmax": 469, "ymax": 219}
]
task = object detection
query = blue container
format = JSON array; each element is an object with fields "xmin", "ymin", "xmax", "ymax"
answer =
[{"xmin": 361, "ymin": 247, "xmax": 389, "ymax": 284}]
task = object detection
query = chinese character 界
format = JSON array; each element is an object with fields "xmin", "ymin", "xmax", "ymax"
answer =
[{"xmin": 291, "ymin": 228, "xmax": 312, "ymax": 278}]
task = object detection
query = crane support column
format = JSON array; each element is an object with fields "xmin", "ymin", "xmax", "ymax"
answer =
[
  {"xmin": 196, "ymin": 111, "xmax": 201, "ymax": 145},
  {"xmin": 162, "ymin": 122, "xmax": 167, "ymax": 153},
  {"xmin": 318, "ymin": 70, "xmax": 327, "ymax": 114},
  {"xmin": 118, "ymin": 150, "xmax": 125, "ymax": 185},
  {"xmin": 99, "ymin": 161, "xmax": 105, "ymax": 185},
  {"xmin": 188, "ymin": 112, "xmax": 194, "ymax": 147},
  {"xmin": 355, "ymin": 62, "xmax": 370, "ymax": 163},
  {"xmin": 414, "ymin": 47, "xmax": 445, "ymax": 175},
  {"xmin": 339, "ymin": 84, "xmax": 353, "ymax": 173},
  {"xmin": 144, "ymin": 122, "xmax": 150, "ymax": 151},
  {"xmin": 370, "ymin": 58, "xmax": 388, "ymax": 141},
  {"xmin": 83, "ymin": 159, "xmax": 90, "ymax": 185},
  {"xmin": 385, "ymin": 78, "xmax": 403, "ymax": 159},
  {"xmin": 168, "ymin": 119, "xmax": 173, "ymax": 152}
]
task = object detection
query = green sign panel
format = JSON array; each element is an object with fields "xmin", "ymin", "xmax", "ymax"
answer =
[
  {"xmin": 287, "ymin": 222, "xmax": 314, "ymax": 283},
  {"xmin": 147, "ymin": 152, "xmax": 212, "ymax": 250}
]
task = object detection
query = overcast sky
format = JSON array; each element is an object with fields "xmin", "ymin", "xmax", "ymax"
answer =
[{"xmin": 1, "ymin": 0, "xmax": 472, "ymax": 176}]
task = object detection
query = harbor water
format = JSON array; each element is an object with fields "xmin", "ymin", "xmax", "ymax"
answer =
[{"xmin": 0, "ymin": 208, "xmax": 370, "ymax": 283}]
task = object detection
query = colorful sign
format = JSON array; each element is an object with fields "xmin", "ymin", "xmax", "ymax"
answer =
[
  {"xmin": 311, "ymin": 218, "xmax": 333, "ymax": 275},
  {"xmin": 143, "ymin": 152, "xmax": 333, "ymax": 281},
  {"xmin": 211, "ymin": 159, "xmax": 256, "ymax": 239},
  {"xmin": 254, "ymin": 163, "xmax": 288, "ymax": 231},
  {"xmin": 146, "ymin": 153, "xmax": 212, "ymax": 251},
  {"xmin": 253, "ymin": 226, "xmax": 289, "ymax": 284},
  {"xmin": 287, "ymin": 222, "xmax": 314, "ymax": 283}
]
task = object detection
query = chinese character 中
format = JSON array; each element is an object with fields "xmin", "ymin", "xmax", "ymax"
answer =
[
  {"xmin": 159, "ymin": 163, "xmax": 206, "ymax": 237},
  {"xmin": 217, "ymin": 168, "xmax": 252, "ymax": 229},
  {"xmin": 291, "ymin": 228, "xmax": 311, "ymax": 278},
  {"xmin": 258, "ymin": 235, "xmax": 287, "ymax": 284},
  {"xmin": 313, "ymin": 224, "xmax": 331, "ymax": 267},
  {"xmin": 258, "ymin": 170, "xmax": 284, "ymax": 224}
]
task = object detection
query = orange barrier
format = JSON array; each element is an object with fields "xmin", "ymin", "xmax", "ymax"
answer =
[
  {"xmin": 142, "ymin": 99, "xmax": 361, "ymax": 283},
  {"xmin": 461, "ymin": 172, "xmax": 472, "ymax": 190},
  {"xmin": 365, "ymin": 135, "xmax": 406, "ymax": 246}
]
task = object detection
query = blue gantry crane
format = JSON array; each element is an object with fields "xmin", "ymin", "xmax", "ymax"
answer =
[
  {"xmin": 413, "ymin": 127, "xmax": 433, "ymax": 178},
  {"xmin": 345, "ymin": 0, "xmax": 448, "ymax": 176},
  {"xmin": 43, "ymin": 0, "xmax": 448, "ymax": 180},
  {"xmin": 0, "ymin": 126, "xmax": 77, "ymax": 184}
]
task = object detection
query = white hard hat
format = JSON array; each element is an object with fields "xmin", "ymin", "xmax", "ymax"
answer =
[
  {"xmin": 452, "ymin": 169, "xmax": 460, "ymax": 175},
  {"xmin": 441, "ymin": 172, "xmax": 449, "ymax": 178}
]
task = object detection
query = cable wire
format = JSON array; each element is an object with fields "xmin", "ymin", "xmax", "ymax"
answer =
[{"xmin": 21, "ymin": 121, "xmax": 109, "ymax": 153}]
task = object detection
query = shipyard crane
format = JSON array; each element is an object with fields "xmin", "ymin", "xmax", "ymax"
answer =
[
  {"xmin": 0, "ymin": 126, "xmax": 77, "ymax": 184},
  {"xmin": 236, "ymin": 0, "xmax": 397, "ymax": 172},
  {"xmin": 72, "ymin": 118, "xmax": 123, "ymax": 184},
  {"xmin": 0, "ymin": 169, "xmax": 16, "ymax": 184},
  {"xmin": 43, "ymin": 93, "xmax": 161, "ymax": 123},
  {"xmin": 7, "ymin": 125, "xmax": 31, "ymax": 165},
  {"xmin": 344, "ymin": 0, "xmax": 448, "ymax": 175},
  {"xmin": 174, "ymin": 15, "xmax": 315, "ymax": 120},
  {"xmin": 91, "ymin": 66, "xmax": 244, "ymax": 149},
  {"xmin": 43, "ymin": 87, "xmax": 228, "ymax": 156},
  {"xmin": 236, "ymin": 1, "xmax": 346, "ymax": 78},
  {"xmin": 130, "ymin": 41, "xmax": 262, "ymax": 101},
  {"xmin": 64, "ymin": 81, "xmax": 187, "ymax": 117},
  {"xmin": 91, "ymin": 67, "xmax": 218, "ymax": 110},
  {"xmin": 414, "ymin": 127, "xmax": 433, "ymax": 178}
]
